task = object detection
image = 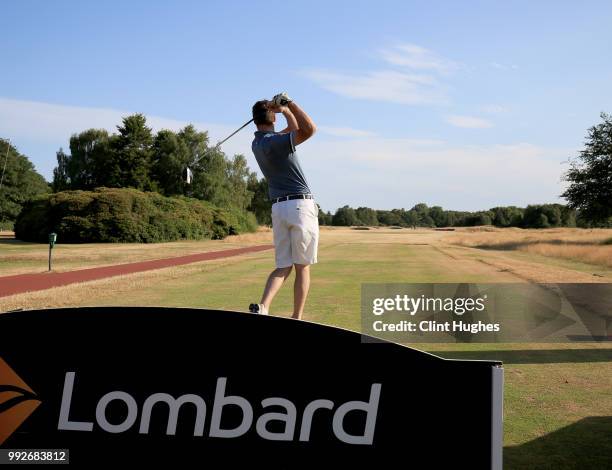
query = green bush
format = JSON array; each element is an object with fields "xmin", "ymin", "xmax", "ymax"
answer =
[{"xmin": 14, "ymin": 187, "xmax": 257, "ymax": 243}]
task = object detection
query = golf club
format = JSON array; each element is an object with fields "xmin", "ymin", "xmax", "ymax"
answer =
[{"xmin": 184, "ymin": 118, "xmax": 254, "ymax": 184}]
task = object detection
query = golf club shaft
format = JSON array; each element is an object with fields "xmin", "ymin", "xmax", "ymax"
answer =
[
  {"xmin": 189, "ymin": 118, "xmax": 254, "ymax": 171},
  {"xmin": 216, "ymin": 118, "xmax": 254, "ymax": 148}
]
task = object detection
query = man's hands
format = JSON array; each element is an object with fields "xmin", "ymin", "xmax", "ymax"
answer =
[
  {"xmin": 271, "ymin": 94, "xmax": 296, "ymax": 133},
  {"xmin": 276, "ymin": 106, "xmax": 298, "ymax": 134},
  {"xmin": 270, "ymin": 105, "xmax": 289, "ymax": 114},
  {"xmin": 269, "ymin": 92, "xmax": 316, "ymax": 145},
  {"xmin": 272, "ymin": 92, "xmax": 293, "ymax": 107}
]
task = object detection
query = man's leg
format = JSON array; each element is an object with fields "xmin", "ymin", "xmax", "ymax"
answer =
[
  {"xmin": 260, "ymin": 266, "xmax": 293, "ymax": 312},
  {"xmin": 255, "ymin": 202, "xmax": 292, "ymax": 314},
  {"xmin": 293, "ymin": 264, "xmax": 310, "ymax": 320}
]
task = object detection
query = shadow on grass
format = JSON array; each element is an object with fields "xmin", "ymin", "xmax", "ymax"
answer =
[
  {"xmin": 472, "ymin": 238, "xmax": 610, "ymax": 251},
  {"xmin": 504, "ymin": 416, "xmax": 612, "ymax": 469},
  {"xmin": 427, "ymin": 349, "xmax": 612, "ymax": 364},
  {"xmin": 0, "ymin": 237, "xmax": 35, "ymax": 245}
]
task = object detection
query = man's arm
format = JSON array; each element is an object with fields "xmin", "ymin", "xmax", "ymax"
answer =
[
  {"xmin": 288, "ymin": 101, "xmax": 316, "ymax": 145},
  {"xmin": 277, "ymin": 106, "xmax": 299, "ymax": 134}
]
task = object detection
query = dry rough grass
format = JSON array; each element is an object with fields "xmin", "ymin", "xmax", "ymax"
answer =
[
  {"xmin": 0, "ymin": 229, "xmax": 273, "ymax": 276},
  {"xmin": 448, "ymin": 227, "xmax": 612, "ymax": 268}
]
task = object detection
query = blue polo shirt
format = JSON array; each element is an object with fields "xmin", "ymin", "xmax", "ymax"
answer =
[{"xmin": 251, "ymin": 130, "xmax": 312, "ymax": 200}]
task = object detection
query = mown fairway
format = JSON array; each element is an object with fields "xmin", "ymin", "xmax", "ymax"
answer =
[{"xmin": 1, "ymin": 227, "xmax": 611, "ymax": 469}]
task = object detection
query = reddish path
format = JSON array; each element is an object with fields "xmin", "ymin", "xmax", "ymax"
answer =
[{"xmin": 0, "ymin": 244, "xmax": 273, "ymax": 298}]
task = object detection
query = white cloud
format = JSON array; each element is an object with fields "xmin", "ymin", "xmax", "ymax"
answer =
[
  {"xmin": 481, "ymin": 104, "xmax": 508, "ymax": 114},
  {"xmin": 381, "ymin": 43, "xmax": 458, "ymax": 74},
  {"xmin": 301, "ymin": 43, "xmax": 458, "ymax": 106},
  {"xmin": 0, "ymin": 96, "xmax": 239, "ymax": 143},
  {"xmin": 490, "ymin": 62, "xmax": 519, "ymax": 70},
  {"xmin": 446, "ymin": 115, "xmax": 494, "ymax": 129},
  {"xmin": 302, "ymin": 69, "xmax": 448, "ymax": 105},
  {"xmin": 318, "ymin": 126, "xmax": 376, "ymax": 138}
]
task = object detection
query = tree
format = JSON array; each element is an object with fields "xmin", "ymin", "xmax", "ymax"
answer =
[
  {"xmin": 355, "ymin": 207, "xmax": 378, "ymax": 226},
  {"xmin": 562, "ymin": 112, "xmax": 612, "ymax": 225},
  {"xmin": 561, "ymin": 206, "xmax": 576, "ymax": 227},
  {"xmin": 52, "ymin": 148, "xmax": 70, "ymax": 191},
  {"xmin": 410, "ymin": 203, "xmax": 434, "ymax": 227},
  {"xmin": 523, "ymin": 205, "xmax": 549, "ymax": 228},
  {"xmin": 404, "ymin": 210, "xmax": 419, "ymax": 228},
  {"xmin": 110, "ymin": 114, "xmax": 154, "ymax": 190},
  {"xmin": 318, "ymin": 208, "xmax": 333, "ymax": 226},
  {"xmin": 52, "ymin": 130, "xmax": 113, "ymax": 190},
  {"xmin": 541, "ymin": 204, "xmax": 562, "ymax": 227},
  {"xmin": 376, "ymin": 210, "xmax": 402, "ymax": 226},
  {"xmin": 465, "ymin": 212, "xmax": 492, "ymax": 226},
  {"xmin": 411, "ymin": 203, "xmax": 429, "ymax": 213},
  {"xmin": 247, "ymin": 175, "xmax": 272, "ymax": 225},
  {"xmin": 490, "ymin": 206, "xmax": 524, "ymax": 227},
  {"xmin": 492, "ymin": 207, "xmax": 508, "ymax": 227},
  {"xmin": 226, "ymin": 154, "xmax": 255, "ymax": 211},
  {"xmin": 509, "ymin": 210, "xmax": 524, "ymax": 227},
  {"xmin": 0, "ymin": 139, "xmax": 50, "ymax": 228},
  {"xmin": 176, "ymin": 124, "xmax": 210, "ymax": 196},
  {"xmin": 190, "ymin": 147, "xmax": 227, "ymax": 203},
  {"xmin": 332, "ymin": 206, "xmax": 359, "ymax": 226},
  {"xmin": 420, "ymin": 214, "xmax": 435, "ymax": 227},
  {"xmin": 151, "ymin": 129, "xmax": 193, "ymax": 196},
  {"xmin": 536, "ymin": 213, "xmax": 550, "ymax": 228},
  {"xmin": 429, "ymin": 206, "xmax": 446, "ymax": 227}
]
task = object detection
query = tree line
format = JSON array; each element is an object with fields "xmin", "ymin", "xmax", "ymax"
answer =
[{"xmin": 318, "ymin": 203, "xmax": 587, "ymax": 228}]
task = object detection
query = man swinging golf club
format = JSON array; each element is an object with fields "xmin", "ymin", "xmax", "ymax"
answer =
[{"xmin": 249, "ymin": 92, "xmax": 318, "ymax": 320}]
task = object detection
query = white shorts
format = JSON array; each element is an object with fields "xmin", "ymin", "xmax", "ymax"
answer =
[{"xmin": 271, "ymin": 198, "xmax": 319, "ymax": 268}]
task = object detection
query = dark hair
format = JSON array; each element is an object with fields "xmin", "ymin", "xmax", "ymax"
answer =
[{"xmin": 252, "ymin": 100, "xmax": 274, "ymax": 126}]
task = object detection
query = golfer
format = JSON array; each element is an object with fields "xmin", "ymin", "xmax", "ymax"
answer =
[{"xmin": 249, "ymin": 92, "xmax": 318, "ymax": 320}]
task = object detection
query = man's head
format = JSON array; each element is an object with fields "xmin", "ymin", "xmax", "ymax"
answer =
[{"xmin": 252, "ymin": 100, "xmax": 276, "ymax": 130}]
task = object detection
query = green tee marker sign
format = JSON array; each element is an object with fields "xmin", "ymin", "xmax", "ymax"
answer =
[{"xmin": 48, "ymin": 232, "xmax": 57, "ymax": 271}]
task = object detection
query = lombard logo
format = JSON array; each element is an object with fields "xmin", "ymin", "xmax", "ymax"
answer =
[
  {"xmin": 0, "ymin": 357, "xmax": 41, "ymax": 445},
  {"xmin": 59, "ymin": 372, "xmax": 382, "ymax": 445}
]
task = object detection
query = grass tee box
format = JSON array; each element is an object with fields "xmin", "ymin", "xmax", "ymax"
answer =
[{"xmin": 1, "ymin": 307, "xmax": 502, "ymax": 468}]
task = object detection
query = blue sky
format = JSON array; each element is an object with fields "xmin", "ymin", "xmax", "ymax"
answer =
[{"xmin": 1, "ymin": 0, "xmax": 611, "ymax": 211}]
